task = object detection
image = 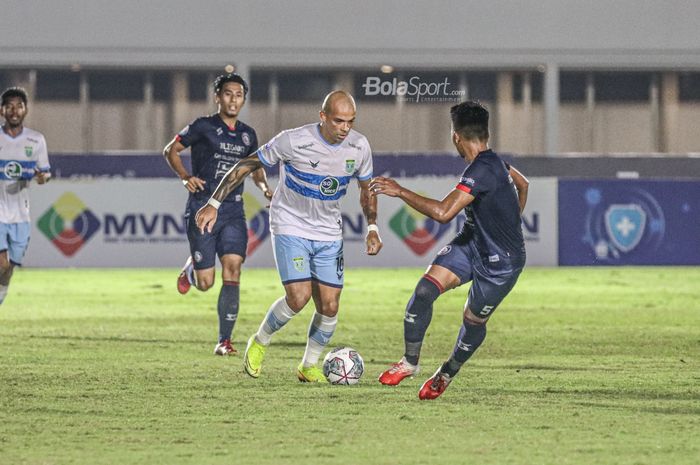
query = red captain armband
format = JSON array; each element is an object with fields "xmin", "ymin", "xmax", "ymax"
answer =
[{"xmin": 456, "ymin": 184, "xmax": 472, "ymax": 194}]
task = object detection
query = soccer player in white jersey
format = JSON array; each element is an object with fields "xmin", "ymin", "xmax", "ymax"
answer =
[
  {"xmin": 0, "ymin": 87, "xmax": 51, "ymax": 305},
  {"xmin": 196, "ymin": 91, "xmax": 382, "ymax": 382}
]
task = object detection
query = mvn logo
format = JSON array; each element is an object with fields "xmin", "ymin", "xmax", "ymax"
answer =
[
  {"xmin": 389, "ymin": 205, "xmax": 451, "ymax": 256},
  {"xmin": 37, "ymin": 192, "xmax": 100, "ymax": 256}
]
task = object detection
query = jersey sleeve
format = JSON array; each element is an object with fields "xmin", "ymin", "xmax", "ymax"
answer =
[
  {"xmin": 176, "ymin": 118, "xmax": 204, "ymax": 148},
  {"xmin": 456, "ymin": 158, "xmax": 494, "ymax": 197},
  {"xmin": 356, "ymin": 139, "xmax": 373, "ymax": 181},
  {"xmin": 249, "ymin": 129, "xmax": 259, "ymax": 154},
  {"xmin": 256, "ymin": 130, "xmax": 292, "ymax": 167},
  {"xmin": 35, "ymin": 134, "xmax": 50, "ymax": 172}
]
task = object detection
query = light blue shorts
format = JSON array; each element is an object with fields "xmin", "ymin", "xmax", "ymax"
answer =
[
  {"xmin": 0, "ymin": 222, "xmax": 31, "ymax": 265},
  {"xmin": 272, "ymin": 234, "xmax": 344, "ymax": 288}
]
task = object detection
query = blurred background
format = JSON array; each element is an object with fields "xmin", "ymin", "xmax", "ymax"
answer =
[{"xmin": 1, "ymin": 0, "xmax": 698, "ymax": 267}]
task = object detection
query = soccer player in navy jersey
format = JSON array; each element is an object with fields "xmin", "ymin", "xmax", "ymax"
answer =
[
  {"xmin": 370, "ymin": 101, "xmax": 529, "ymax": 399},
  {"xmin": 163, "ymin": 73, "xmax": 272, "ymax": 356}
]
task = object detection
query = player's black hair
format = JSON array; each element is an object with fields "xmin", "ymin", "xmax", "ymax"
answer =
[
  {"xmin": 1, "ymin": 87, "xmax": 28, "ymax": 106},
  {"xmin": 450, "ymin": 100, "xmax": 489, "ymax": 141},
  {"xmin": 213, "ymin": 73, "xmax": 248, "ymax": 97}
]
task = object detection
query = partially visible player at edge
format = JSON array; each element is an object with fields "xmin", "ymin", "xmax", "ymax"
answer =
[
  {"xmin": 0, "ymin": 87, "xmax": 51, "ymax": 305},
  {"xmin": 196, "ymin": 90, "xmax": 382, "ymax": 383},
  {"xmin": 163, "ymin": 73, "xmax": 272, "ymax": 356},
  {"xmin": 371, "ymin": 101, "xmax": 529, "ymax": 400}
]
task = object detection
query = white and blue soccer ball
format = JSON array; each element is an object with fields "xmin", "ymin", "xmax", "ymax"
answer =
[{"xmin": 322, "ymin": 347, "xmax": 364, "ymax": 385}]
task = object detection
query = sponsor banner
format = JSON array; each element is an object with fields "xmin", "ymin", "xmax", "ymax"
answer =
[
  {"xmin": 558, "ymin": 179, "xmax": 700, "ymax": 265},
  {"xmin": 25, "ymin": 180, "xmax": 273, "ymax": 268},
  {"xmin": 26, "ymin": 177, "xmax": 558, "ymax": 268}
]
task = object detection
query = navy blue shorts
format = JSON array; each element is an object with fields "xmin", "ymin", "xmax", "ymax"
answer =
[
  {"xmin": 185, "ymin": 200, "xmax": 248, "ymax": 270},
  {"xmin": 432, "ymin": 241, "xmax": 524, "ymax": 319}
]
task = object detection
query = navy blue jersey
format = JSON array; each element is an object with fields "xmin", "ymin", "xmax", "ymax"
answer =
[
  {"xmin": 177, "ymin": 114, "xmax": 258, "ymax": 213},
  {"xmin": 454, "ymin": 150, "xmax": 525, "ymax": 265}
]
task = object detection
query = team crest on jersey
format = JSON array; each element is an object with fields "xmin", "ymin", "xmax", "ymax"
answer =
[
  {"xmin": 242, "ymin": 133, "xmax": 251, "ymax": 146},
  {"xmin": 4, "ymin": 161, "xmax": 23, "ymax": 179},
  {"xmin": 320, "ymin": 177, "xmax": 340, "ymax": 196},
  {"xmin": 344, "ymin": 160, "xmax": 355, "ymax": 174},
  {"xmin": 24, "ymin": 146, "xmax": 33, "ymax": 157},
  {"xmin": 437, "ymin": 245, "xmax": 452, "ymax": 256},
  {"xmin": 292, "ymin": 257, "xmax": 305, "ymax": 272}
]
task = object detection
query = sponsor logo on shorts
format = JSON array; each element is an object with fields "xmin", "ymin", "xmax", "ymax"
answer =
[
  {"xmin": 193, "ymin": 251, "xmax": 203, "ymax": 263},
  {"xmin": 37, "ymin": 192, "xmax": 100, "ymax": 257},
  {"xmin": 319, "ymin": 177, "xmax": 340, "ymax": 196},
  {"xmin": 292, "ymin": 257, "xmax": 305, "ymax": 272}
]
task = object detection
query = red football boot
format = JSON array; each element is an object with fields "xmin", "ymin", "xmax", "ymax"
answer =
[
  {"xmin": 418, "ymin": 368, "xmax": 453, "ymax": 400},
  {"xmin": 177, "ymin": 256, "xmax": 194, "ymax": 294},
  {"xmin": 378, "ymin": 357, "xmax": 419, "ymax": 386}
]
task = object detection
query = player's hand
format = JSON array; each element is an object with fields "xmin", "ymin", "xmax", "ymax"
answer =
[
  {"xmin": 369, "ymin": 177, "xmax": 402, "ymax": 197},
  {"xmin": 366, "ymin": 230, "xmax": 383, "ymax": 255},
  {"xmin": 183, "ymin": 175, "xmax": 206, "ymax": 193},
  {"xmin": 34, "ymin": 168, "xmax": 51, "ymax": 184},
  {"xmin": 262, "ymin": 188, "xmax": 273, "ymax": 202},
  {"xmin": 195, "ymin": 204, "xmax": 218, "ymax": 234}
]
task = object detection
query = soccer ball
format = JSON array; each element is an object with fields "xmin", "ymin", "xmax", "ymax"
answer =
[{"xmin": 322, "ymin": 347, "xmax": 364, "ymax": 385}]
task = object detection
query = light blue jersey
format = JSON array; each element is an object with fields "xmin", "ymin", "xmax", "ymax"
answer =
[{"xmin": 257, "ymin": 123, "xmax": 373, "ymax": 241}]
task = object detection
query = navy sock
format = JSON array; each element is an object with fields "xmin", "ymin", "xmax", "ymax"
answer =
[
  {"xmin": 217, "ymin": 280, "xmax": 239, "ymax": 342},
  {"xmin": 403, "ymin": 276, "xmax": 442, "ymax": 365},
  {"xmin": 443, "ymin": 321, "xmax": 487, "ymax": 377}
]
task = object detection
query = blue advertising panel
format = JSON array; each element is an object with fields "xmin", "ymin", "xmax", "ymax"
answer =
[{"xmin": 558, "ymin": 180, "xmax": 700, "ymax": 265}]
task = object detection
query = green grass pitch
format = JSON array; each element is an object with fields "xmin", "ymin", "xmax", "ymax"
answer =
[{"xmin": 1, "ymin": 267, "xmax": 699, "ymax": 465}]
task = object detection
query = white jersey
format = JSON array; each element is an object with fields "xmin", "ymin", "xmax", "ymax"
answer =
[
  {"xmin": 257, "ymin": 123, "xmax": 373, "ymax": 241},
  {"xmin": 0, "ymin": 127, "xmax": 50, "ymax": 223}
]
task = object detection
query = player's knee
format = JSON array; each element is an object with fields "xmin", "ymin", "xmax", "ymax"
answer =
[
  {"xmin": 286, "ymin": 292, "xmax": 311, "ymax": 312},
  {"xmin": 318, "ymin": 300, "xmax": 339, "ymax": 317},
  {"xmin": 0, "ymin": 257, "xmax": 11, "ymax": 274},
  {"xmin": 464, "ymin": 307, "xmax": 489, "ymax": 326},
  {"xmin": 195, "ymin": 276, "xmax": 215, "ymax": 291}
]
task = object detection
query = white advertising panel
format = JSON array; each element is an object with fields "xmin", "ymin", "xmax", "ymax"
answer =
[{"xmin": 26, "ymin": 177, "xmax": 557, "ymax": 268}]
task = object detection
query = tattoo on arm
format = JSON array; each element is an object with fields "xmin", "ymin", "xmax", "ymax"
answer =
[
  {"xmin": 211, "ymin": 156, "xmax": 263, "ymax": 202},
  {"xmin": 359, "ymin": 181, "xmax": 377, "ymax": 225}
]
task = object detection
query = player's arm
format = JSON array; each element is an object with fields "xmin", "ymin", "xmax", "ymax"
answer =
[
  {"xmin": 251, "ymin": 167, "xmax": 273, "ymax": 201},
  {"xmin": 358, "ymin": 179, "xmax": 382, "ymax": 255},
  {"xmin": 370, "ymin": 176, "xmax": 473, "ymax": 224},
  {"xmin": 509, "ymin": 165, "xmax": 529, "ymax": 213},
  {"xmin": 34, "ymin": 135, "xmax": 51, "ymax": 184},
  {"xmin": 163, "ymin": 137, "xmax": 205, "ymax": 193},
  {"xmin": 195, "ymin": 153, "xmax": 264, "ymax": 234}
]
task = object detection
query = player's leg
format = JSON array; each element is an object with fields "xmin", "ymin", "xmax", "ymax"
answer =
[
  {"xmin": 0, "ymin": 223, "xmax": 29, "ymax": 305},
  {"xmin": 213, "ymin": 253, "xmax": 244, "ymax": 355},
  {"xmin": 297, "ymin": 239, "xmax": 343, "ymax": 383},
  {"xmin": 244, "ymin": 235, "xmax": 313, "ymax": 378},
  {"xmin": 379, "ymin": 243, "xmax": 470, "ymax": 386},
  {"xmin": 212, "ymin": 217, "xmax": 248, "ymax": 355},
  {"xmin": 178, "ymin": 204, "xmax": 216, "ymax": 294},
  {"xmin": 0, "ymin": 250, "xmax": 13, "ymax": 305},
  {"xmin": 419, "ymin": 265, "xmax": 523, "ymax": 400}
]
